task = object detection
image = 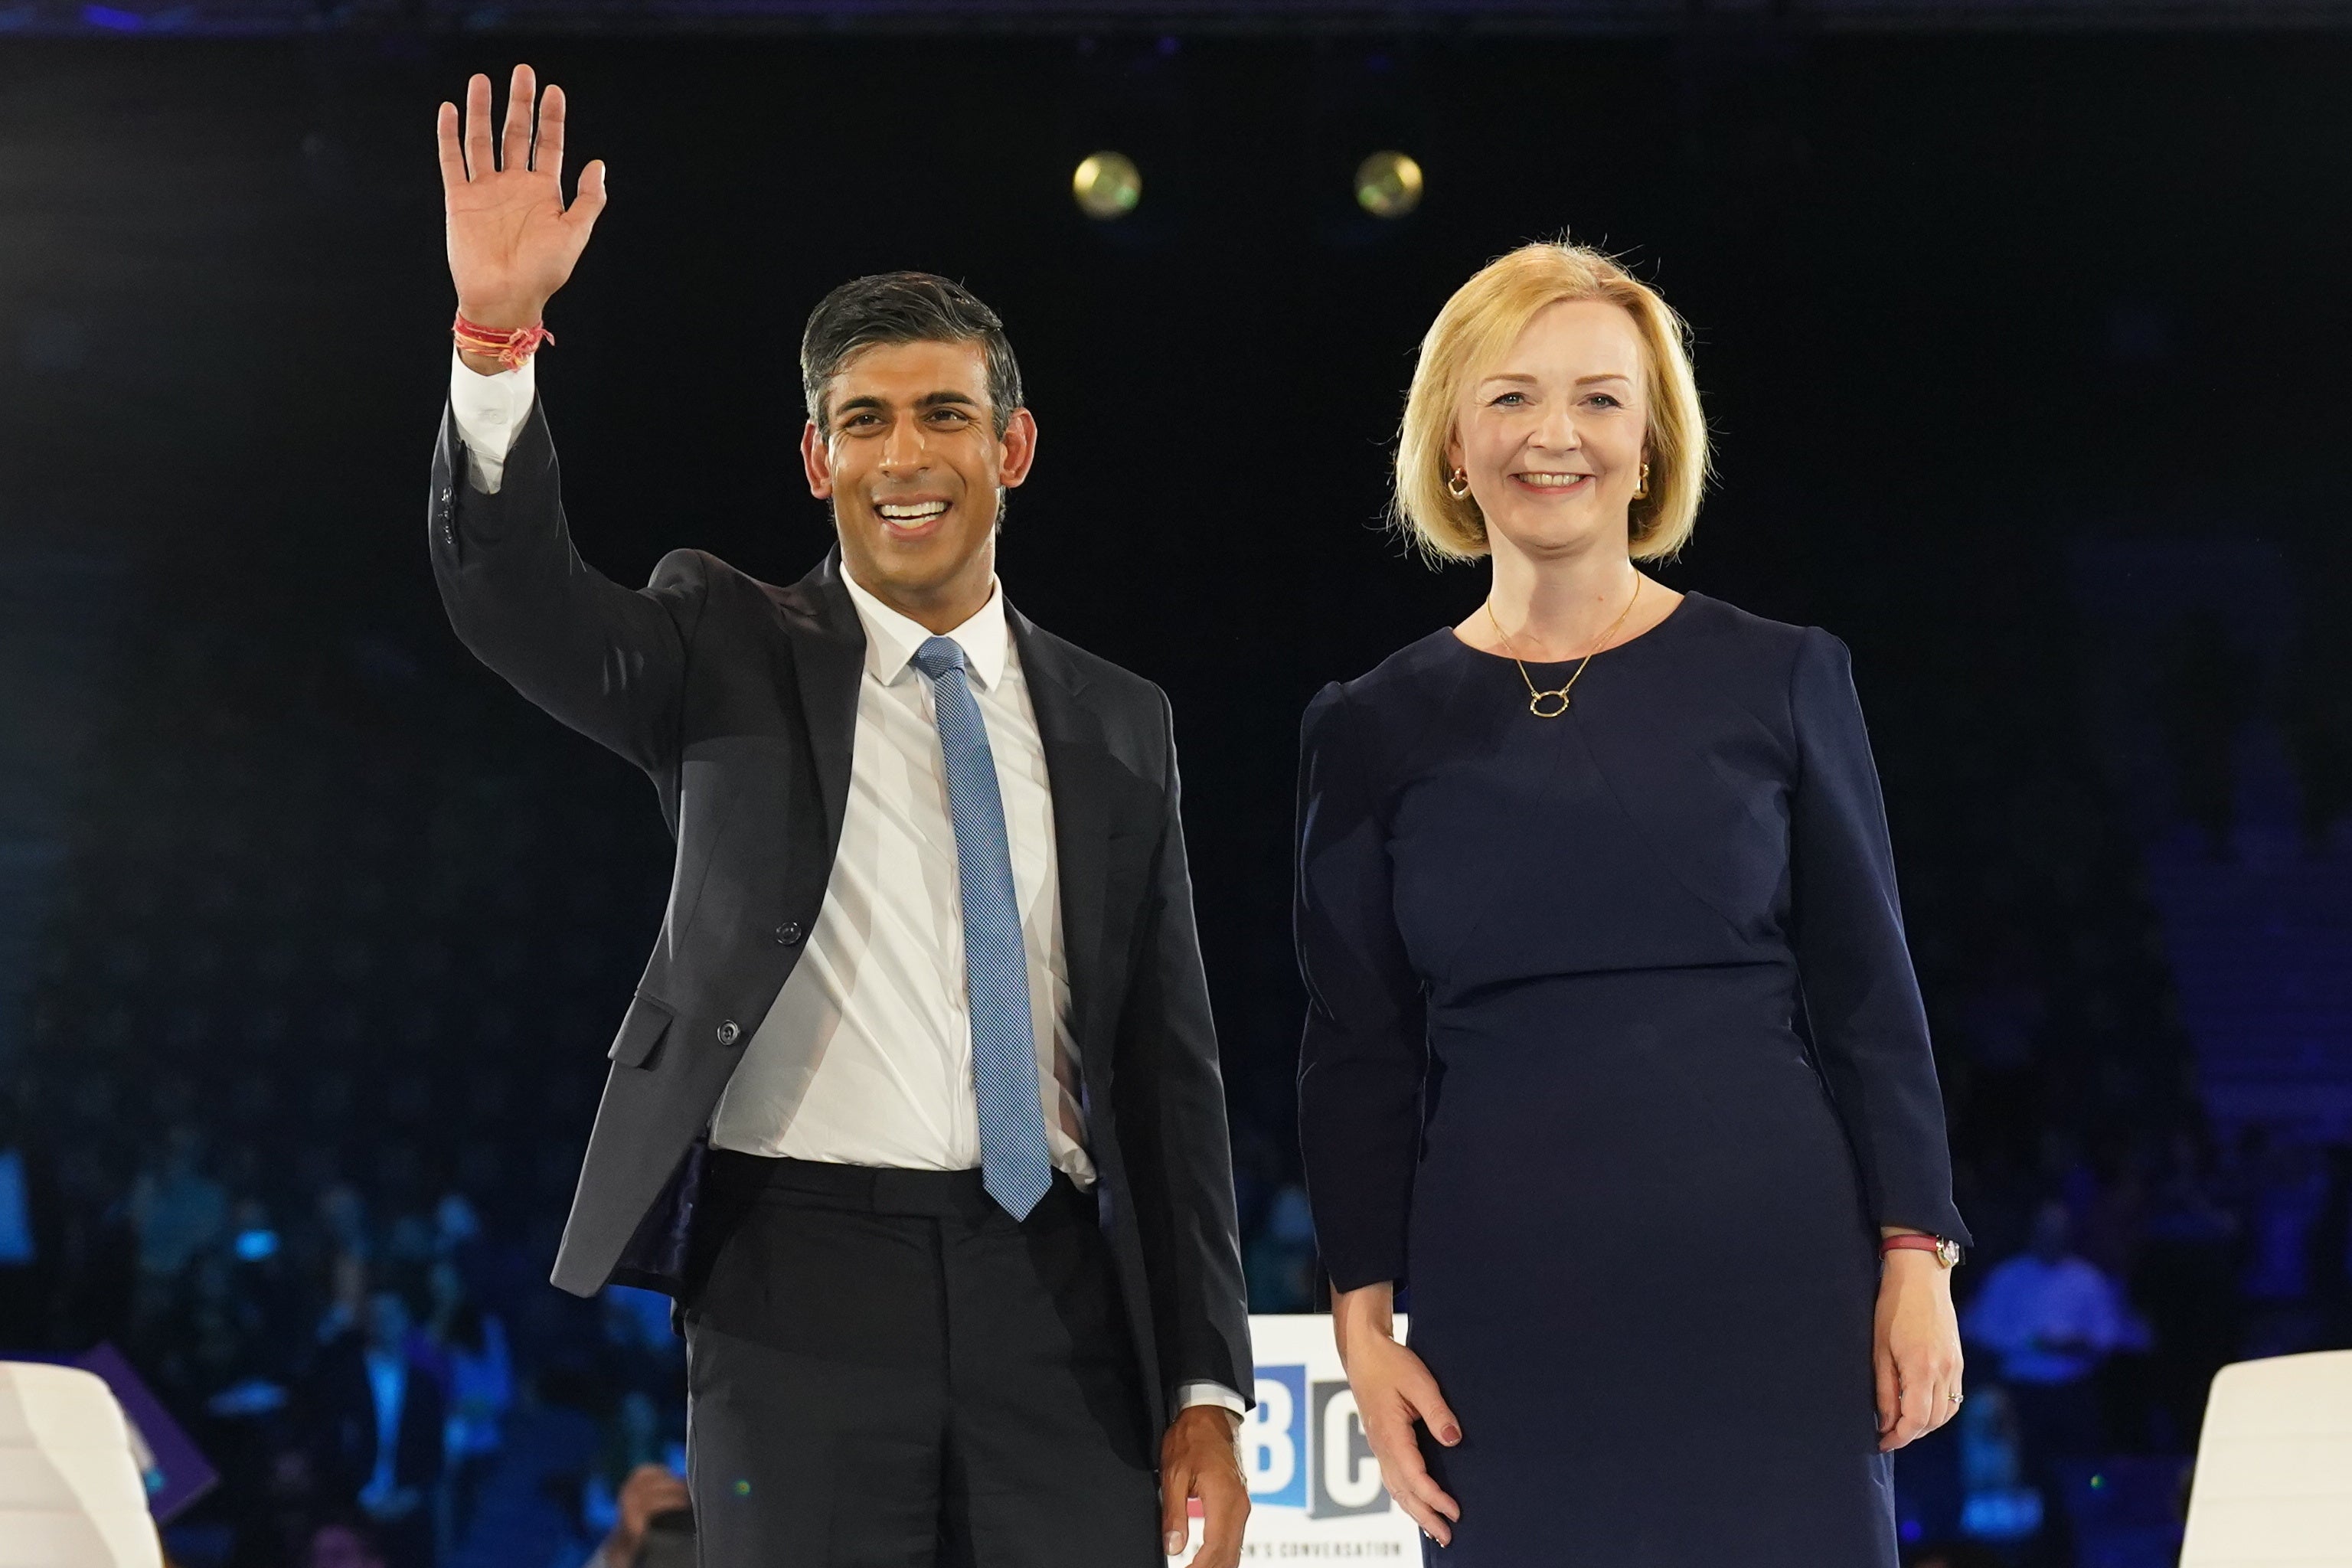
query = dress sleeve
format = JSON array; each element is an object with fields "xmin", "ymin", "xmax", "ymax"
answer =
[
  {"xmin": 1295, "ymin": 682, "xmax": 1429, "ymax": 1292},
  {"xmin": 1788, "ymin": 629, "xmax": 1972, "ymax": 1247}
]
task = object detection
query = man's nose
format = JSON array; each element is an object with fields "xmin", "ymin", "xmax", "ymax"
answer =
[{"xmin": 879, "ymin": 415, "xmax": 929, "ymax": 471}]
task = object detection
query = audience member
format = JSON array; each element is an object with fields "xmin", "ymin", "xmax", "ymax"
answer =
[
  {"xmin": 311, "ymin": 1287, "xmax": 446, "ymax": 1568},
  {"xmin": 580, "ymin": 1462, "xmax": 692, "ymax": 1568},
  {"xmin": 2236, "ymin": 1134, "xmax": 2331, "ymax": 1357},
  {"xmin": 582, "ymin": 1388, "xmax": 685, "ymax": 1550},
  {"xmin": 420, "ymin": 1256, "xmax": 512, "ymax": 1552},
  {"xmin": 305, "ymin": 1517, "xmax": 390, "ymax": 1568},
  {"xmin": 130, "ymin": 1125, "xmax": 228, "ymax": 1333},
  {"xmin": 1964, "ymin": 1200, "xmax": 2131, "ymax": 1563}
]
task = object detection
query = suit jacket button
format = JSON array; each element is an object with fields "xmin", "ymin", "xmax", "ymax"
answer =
[
  {"xmin": 774, "ymin": 921, "xmax": 804, "ymax": 946},
  {"xmin": 715, "ymin": 1020, "xmax": 740, "ymax": 1047}
]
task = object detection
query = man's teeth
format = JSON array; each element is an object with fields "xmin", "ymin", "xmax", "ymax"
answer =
[
  {"xmin": 1519, "ymin": 473, "xmax": 1588, "ymax": 488},
  {"xmin": 878, "ymin": 501, "xmax": 949, "ymax": 521}
]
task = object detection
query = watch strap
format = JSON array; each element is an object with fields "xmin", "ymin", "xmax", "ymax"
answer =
[{"xmin": 1880, "ymin": 1233, "xmax": 1960, "ymax": 1266}]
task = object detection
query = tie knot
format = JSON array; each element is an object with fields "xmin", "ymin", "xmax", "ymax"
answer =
[{"xmin": 910, "ymin": 636, "xmax": 969, "ymax": 682}]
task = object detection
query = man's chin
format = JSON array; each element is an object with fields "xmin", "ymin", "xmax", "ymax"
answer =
[{"xmin": 840, "ymin": 527, "xmax": 989, "ymax": 602}]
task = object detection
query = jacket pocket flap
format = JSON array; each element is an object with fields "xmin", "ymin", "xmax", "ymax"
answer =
[{"xmin": 608, "ymin": 995, "xmax": 675, "ymax": 1068}]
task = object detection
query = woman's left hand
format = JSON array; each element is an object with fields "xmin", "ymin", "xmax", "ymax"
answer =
[{"xmin": 1873, "ymin": 1248, "xmax": 1964, "ymax": 1452}]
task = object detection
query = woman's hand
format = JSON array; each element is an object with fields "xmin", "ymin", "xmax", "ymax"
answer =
[
  {"xmin": 1873, "ymin": 1246, "xmax": 1964, "ymax": 1452},
  {"xmin": 1332, "ymin": 1283, "xmax": 1462, "ymax": 1546}
]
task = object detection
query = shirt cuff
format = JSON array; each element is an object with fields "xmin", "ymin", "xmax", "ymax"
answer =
[
  {"xmin": 1175, "ymin": 1380, "xmax": 1248, "ymax": 1417},
  {"xmin": 448, "ymin": 348, "xmax": 537, "ymax": 496}
]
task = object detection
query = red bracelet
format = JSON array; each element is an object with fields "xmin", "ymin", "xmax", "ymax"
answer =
[
  {"xmin": 452, "ymin": 312, "xmax": 554, "ymax": 371},
  {"xmin": 1881, "ymin": 1233, "xmax": 1961, "ymax": 1267}
]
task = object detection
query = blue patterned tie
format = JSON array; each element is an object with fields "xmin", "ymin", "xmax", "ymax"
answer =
[{"xmin": 910, "ymin": 635, "xmax": 1056, "ymax": 1221}]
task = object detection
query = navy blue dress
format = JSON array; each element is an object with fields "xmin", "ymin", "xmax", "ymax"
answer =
[{"xmin": 1295, "ymin": 593, "xmax": 1970, "ymax": 1566}]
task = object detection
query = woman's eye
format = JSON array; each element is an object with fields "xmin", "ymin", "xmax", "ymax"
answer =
[
  {"xmin": 1491, "ymin": 392, "xmax": 1527, "ymax": 407},
  {"xmin": 1586, "ymin": 394, "xmax": 1622, "ymax": 409}
]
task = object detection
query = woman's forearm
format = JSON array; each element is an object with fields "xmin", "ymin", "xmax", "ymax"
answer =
[{"xmin": 1331, "ymin": 1281, "xmax": 1396, "ymax": 1369}]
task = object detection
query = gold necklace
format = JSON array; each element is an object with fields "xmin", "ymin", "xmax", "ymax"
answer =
[{"xmin": 1485, "ymin": 576, "xmax": 1642, "ymax": 719}]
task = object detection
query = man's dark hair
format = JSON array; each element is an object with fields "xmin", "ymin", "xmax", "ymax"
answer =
[{"xmin": 800, "ymin": 272, "xmax": 1024, "ymax": 437}]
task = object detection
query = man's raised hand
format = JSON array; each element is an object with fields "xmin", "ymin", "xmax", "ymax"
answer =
[{"xmin": 437, "ymin": 64, "xmax": 606, "ymax": 339}]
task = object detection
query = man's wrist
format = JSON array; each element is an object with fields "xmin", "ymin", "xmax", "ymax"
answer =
[
  {"xmin": 454, "ymin": 296, "xmax": 550, "ymax": 377},
  {"xmin": 456, "ymin": 295, "xmax": 549, "ymax": 332},
  {"xmin": 1174, "ymin": 1403, "xmax": 1243, "ymax": 1431}
]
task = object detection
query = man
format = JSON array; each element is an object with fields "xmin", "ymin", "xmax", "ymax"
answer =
[
  {"xmin": 583, "ymin": 1464, "xmax": 694, "ymax": 1568},
  {"xmin": 1962, "ymin": 1200, "xmax": 2130, "ymax": 1566},
  {"xmin": 312, "ymin": 1290, "xmax": 446, "ymax": 1568},
  {"xmin": 428, "ymin": 66, "xmax": 1252, "ymax": 1567}
]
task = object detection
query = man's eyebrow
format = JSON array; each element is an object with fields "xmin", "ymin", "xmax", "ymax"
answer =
[{"xmin": 915, "ymin": 390, "xmax": 982, "ymax": 410}]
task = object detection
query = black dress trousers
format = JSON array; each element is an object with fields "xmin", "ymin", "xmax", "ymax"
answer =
[{"xmin": 682, "ymin": 1152, "xmax": 1163, "ymax": 1568}]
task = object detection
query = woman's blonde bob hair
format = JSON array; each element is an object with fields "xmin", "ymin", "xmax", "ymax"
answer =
[{"xmin": 1393, "ymin": 240, "xmax": 1708, "ymax": 564}]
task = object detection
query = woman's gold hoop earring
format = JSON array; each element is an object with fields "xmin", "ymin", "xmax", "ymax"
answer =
[
  {"xmin": 1446, "ymin": 467, "xmax": 1472, "ymax": 501},
  {"xmin": 1632, "ymin": 462, "xmax": 1651, "ymax": 501}
]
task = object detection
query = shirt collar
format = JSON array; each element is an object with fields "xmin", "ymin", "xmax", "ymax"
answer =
[{"xmin": 839, "ymin": 563, "xmax": 1012, "ymax": 691}]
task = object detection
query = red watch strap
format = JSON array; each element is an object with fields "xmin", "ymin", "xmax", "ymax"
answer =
[{"xmin": 1881, "ymin": 1234, "xmax": 1945, "ymax": 1256}]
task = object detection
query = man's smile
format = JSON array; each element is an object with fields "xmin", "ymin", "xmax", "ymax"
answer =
[{"xmin": 872, "ymin": 495, "xmax": 954, "ymax": 539}]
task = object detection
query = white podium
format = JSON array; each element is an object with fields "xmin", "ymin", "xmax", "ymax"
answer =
[
  {"xmin": 2180, "ymin": 1348, "xmax": 2352, "ymax": 1566},
  {"xmin": 0, "ymin": 1362, "xmax": 163, "ymax": 1568}
]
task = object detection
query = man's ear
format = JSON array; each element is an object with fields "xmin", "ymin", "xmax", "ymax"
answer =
[
  {"xmin": 801, "ymin": 421, "xmax": 833, "ymax": 500},
  {"xmin": 997, "ymin": 407, "xmax": 1039, "ymax": 491}
]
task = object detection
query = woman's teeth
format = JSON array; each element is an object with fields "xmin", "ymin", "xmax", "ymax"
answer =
[{"xmin": 1517, "ymin": 473, "xmax": 1589, "ymax": 488}]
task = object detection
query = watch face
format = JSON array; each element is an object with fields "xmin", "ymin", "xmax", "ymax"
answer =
[{"xmin": 1937, "ymin": 1237, "xmax": 1962, "ymax": 1267}]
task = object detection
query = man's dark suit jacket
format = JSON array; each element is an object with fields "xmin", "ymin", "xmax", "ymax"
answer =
[{"xmin": 426, "ymin": 397, "xmax": 1251, "ymax": 1431}]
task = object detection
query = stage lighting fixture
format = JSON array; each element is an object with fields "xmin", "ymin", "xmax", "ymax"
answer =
[
  {"xmin": 1354, "ymin": 151, "xmax": 1424, "ymax": 219},
  {"xmin": 1073, "ymin": 152, "xmax": 1142, "ymax": 219}
]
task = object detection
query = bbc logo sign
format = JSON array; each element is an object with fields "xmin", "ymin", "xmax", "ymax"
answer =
[{"xmin": 1244, "ymin": 1364, "xmax": 1388, "ymax": 1517}]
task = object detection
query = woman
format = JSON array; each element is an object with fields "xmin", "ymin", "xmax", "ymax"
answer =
[{"xmin": 1295, "ymin": 241, "xmax": 1970, "ymax": 1565}]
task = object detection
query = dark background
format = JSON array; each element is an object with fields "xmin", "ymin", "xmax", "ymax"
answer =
[{"xmin": 2, "ymin": 20, "xmax": 2349, "ymax": 1568}]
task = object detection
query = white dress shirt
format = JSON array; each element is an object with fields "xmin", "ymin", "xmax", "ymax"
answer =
[
  {"xmin": 710, "ymin": 567, "xmax": 1098, "ymax": 1184},
  {"xmin": 449, "ymin": 355, "xmax": 1241, "ymax": 1416}
]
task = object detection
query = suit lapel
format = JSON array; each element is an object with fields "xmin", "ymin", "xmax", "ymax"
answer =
[
  {"xmin": 1012, "ymin": 608, "xmax": 1112, "ymax": 1057},
  {"xmin": 779, "ymin": 549, "xmax": 864, "ymax": 858}
]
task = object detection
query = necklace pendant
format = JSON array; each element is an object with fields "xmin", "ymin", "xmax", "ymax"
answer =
[{"xmin": 1529, "ymin": 690, "xmax": 1572, "ymax": 719}]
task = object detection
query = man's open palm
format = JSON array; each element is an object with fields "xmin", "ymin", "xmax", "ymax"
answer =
[{"xmin": 438, "ymin": 64, "xmax": 606, "ymax": 329}]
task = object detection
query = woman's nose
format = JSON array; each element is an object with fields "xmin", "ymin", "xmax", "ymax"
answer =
[{"xmin": 1531, "ymin": 410, "xmax": 1580, "ymax": 453}]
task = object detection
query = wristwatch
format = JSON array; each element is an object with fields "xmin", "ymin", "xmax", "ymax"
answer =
[{"xmin": 1880, "ymin": 1233, "xmax": 1962, "ymax": 1268}]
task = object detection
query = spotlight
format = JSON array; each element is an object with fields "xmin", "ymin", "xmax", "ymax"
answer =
[
  {"xmin": 1073, "ymin": 152, "xmax": 1142, "ymax": 220},
  {"xmin": 1354, "ymin": 151, "xmax": 1423, "ymax": 219}
]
